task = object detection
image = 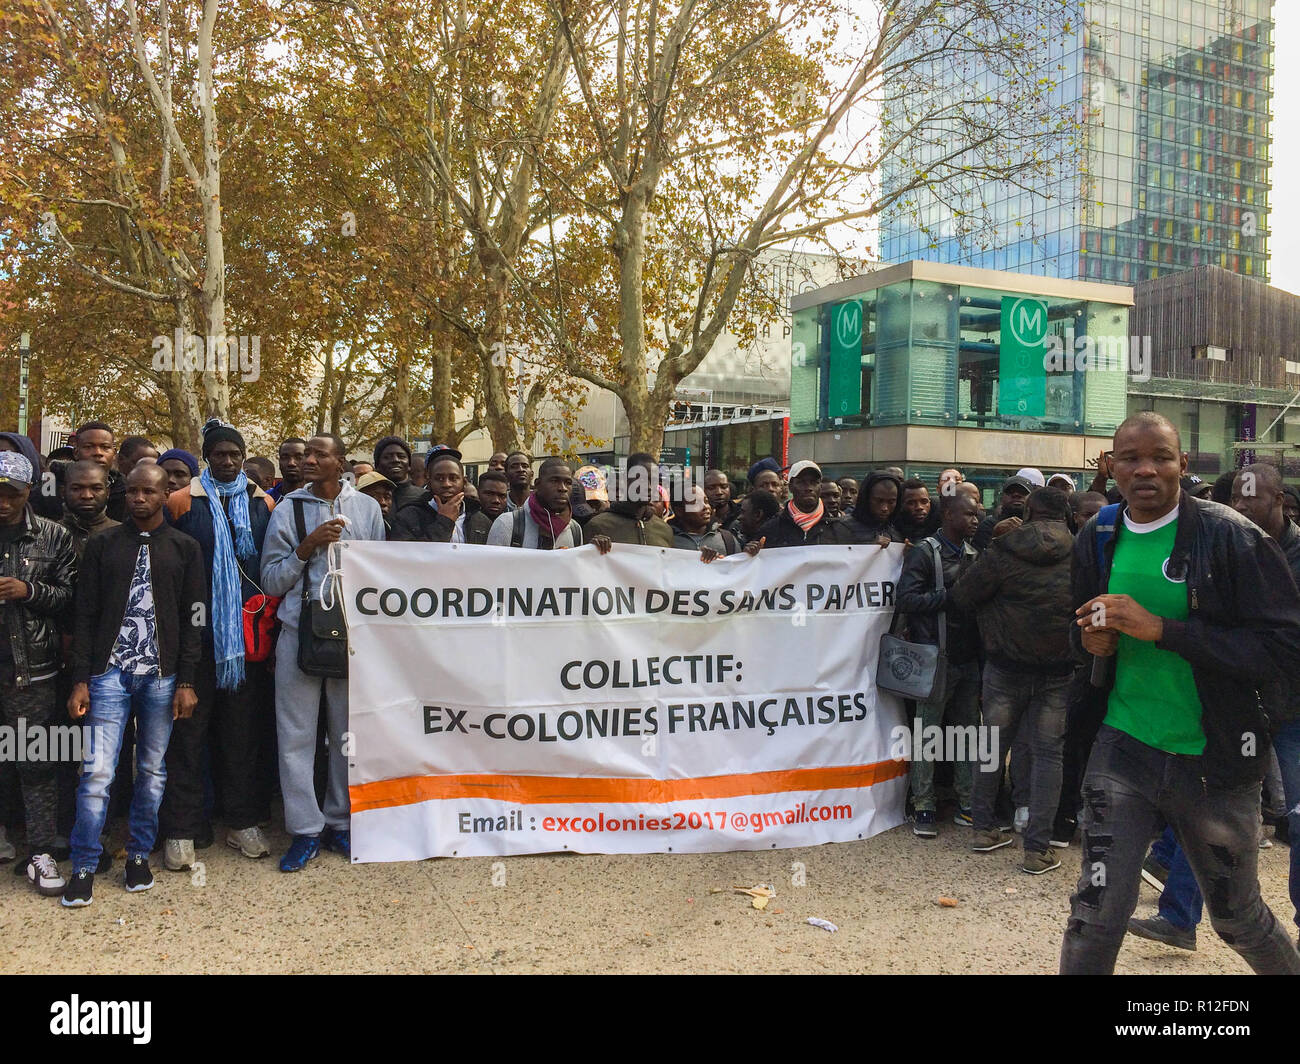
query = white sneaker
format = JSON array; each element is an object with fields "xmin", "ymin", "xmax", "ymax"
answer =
[
  {"xmin": 1013, "ymin": 806, "xmax": 1029, "ymax": 834},
  {"xmin": 0, "ymin": 825, "xmax": 15, "ymax": 862},
  {"xmin": 26, "ymin": 853, "xmax": 66, "ymax": 897},
  {"xmin": 164, "ymin": 838, "xmax": 195, "ymax": 871},
  {"xmin": 226, "ymin": 826, "xmax": 270, "ymax": 858}
]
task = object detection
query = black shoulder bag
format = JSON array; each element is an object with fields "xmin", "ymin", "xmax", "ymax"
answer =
[
  {"xmin": 292, "ymin": 498, "xmax": 348, "ymax": 678},
  {"xmin": 876, "ymin": 538, "xmax": 947, "ymax": 703}
]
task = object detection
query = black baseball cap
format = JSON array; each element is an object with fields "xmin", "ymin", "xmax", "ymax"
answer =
[{"xmin": 424, "ymin": 444, "xmax": 464, "ymax": 467}]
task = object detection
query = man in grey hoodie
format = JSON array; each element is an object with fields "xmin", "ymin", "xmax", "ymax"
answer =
[{"xmin": 258, "ymin": 435, "xmax": 385, "ymax": 871}]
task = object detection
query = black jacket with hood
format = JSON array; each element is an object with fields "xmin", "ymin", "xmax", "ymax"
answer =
[
  {"xmin": 949, "ymin": 518, "xmax": 1075, "ymax": 672},
  {"xmin": 390, "ymin": 490, "xmax": 493, "ymax": 544},
  {"xmin": 1071, "ymin": 492, "xmax": 1300, "ymax": 786},
  {"xmin": 823, "ymin": 471, "xmax": 903, "ymax": 545},
  {"xmin": 0, "ymin": 432, "xmax": 60, "ymax": 519}
]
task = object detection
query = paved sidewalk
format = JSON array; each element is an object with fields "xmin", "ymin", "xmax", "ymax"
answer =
[{"xmin": 2, "ymin": 821, "xmax": 1291, "ymax": 974}]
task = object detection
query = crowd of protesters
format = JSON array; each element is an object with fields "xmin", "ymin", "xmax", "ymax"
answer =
[{"xmin": 0, "ymin": 411, "xmax": 1298, "ymax": 975}]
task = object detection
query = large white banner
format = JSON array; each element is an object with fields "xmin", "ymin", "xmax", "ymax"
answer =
[{"xmin": 342, "ymin": 541, "xmax": 908, "ymax": 862}]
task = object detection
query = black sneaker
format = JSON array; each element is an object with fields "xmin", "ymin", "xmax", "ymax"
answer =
[
  {"xmin": 124, "ymin": 855, "xmax": 154, "ymax": 893},
  {"xmin": 912, "ymin": 811, "xmax": 938, "ymax": 838},
  {"xmin": 1127, "ymin": 915, "xmax": 1196, "ymax": 951},
  {"xmin": 61, "ymin": 869, "xmax": 94, "ymax": 908}
]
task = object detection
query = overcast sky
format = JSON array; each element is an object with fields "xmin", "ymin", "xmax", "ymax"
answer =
[{"xmin": 1271, "ymin": 4, "xmax": 1296, "ymax": 294}]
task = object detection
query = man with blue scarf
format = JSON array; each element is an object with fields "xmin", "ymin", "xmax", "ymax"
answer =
[{"xmin": 161, "ymin": 419, "xmax": 276, "ymax": 869}]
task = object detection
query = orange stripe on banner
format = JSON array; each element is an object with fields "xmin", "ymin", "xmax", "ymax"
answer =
[{"xmin": 349, "ymin": 759, "xmax": 908, "ymax": 813}]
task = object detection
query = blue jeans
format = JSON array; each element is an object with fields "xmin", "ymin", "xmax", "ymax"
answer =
[
  {"xmin": 1273, "ymin": 720, "xmax": 1300, "ymax": 931},
  {"xmin": 972, "ymin": 663, "xmax": 1071, "ymax": 852},
  {"xmin": 1150, "ymin": 826, "xmax": 1203, "ymax": 930},
  {"xmin": 70, "ymin": 668, "xmax": 176, "ymax": 873}
]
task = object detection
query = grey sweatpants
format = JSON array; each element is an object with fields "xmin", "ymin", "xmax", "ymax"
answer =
[{"xmin": 274, "ymin": 627, "xmax": 349, "ymax": 837}]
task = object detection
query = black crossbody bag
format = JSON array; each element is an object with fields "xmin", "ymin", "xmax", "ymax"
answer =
[
  {"xmin": 292, "ymin": 498, "xmax": 348, "ymax": 678},
  {"xmin": 876, "ymin": 538, "xmax": 947, "ymax": 703}
]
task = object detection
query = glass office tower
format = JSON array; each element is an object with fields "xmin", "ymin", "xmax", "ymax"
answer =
[{"xmin": 882, "ymin": 0, "xmax": 1274, "ymax": 285}]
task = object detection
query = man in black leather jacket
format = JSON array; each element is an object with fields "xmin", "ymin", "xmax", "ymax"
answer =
[
  {"xmin": 1059, "ymin": 412, "xmax": 1300, "ymax": 974},
  {"xmin": 0, "ymin": 450, "xmax": 77, "ymax": 895}
]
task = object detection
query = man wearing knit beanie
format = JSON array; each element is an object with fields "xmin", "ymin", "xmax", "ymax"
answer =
[
  {"xmin": 160, "ymin": 418, "xmax": 276, "ymax": 868},
  {"xmin": 157, "ymin": 449, "xmax": 200, "ymax": 495},
  {"xmin": 200, "ymin": 420, "xmax": 246, "ymax": 460},
  {"xmin": 373, "ymin": 436, "xmax": 422, "ymax": 510}
]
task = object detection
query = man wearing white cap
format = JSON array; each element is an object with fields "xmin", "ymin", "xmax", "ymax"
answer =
[
  {"xmin": 754, "ymin": 460, "xmax": 834, "ymax": 547},
  {"xmin": 1015, "ymin": 468, "xmax": 1046, "ymax": 487},
  {"xmin": 0, "ymin": 450, "xmax": 78, "ymax": 895},
  {"xmin": 1047, "ymin": 473, "xmax": 1076, "ymax": 494}
]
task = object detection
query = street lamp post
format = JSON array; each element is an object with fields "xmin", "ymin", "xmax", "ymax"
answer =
[{"xmin": 17, "ymin": 331, "xmax": 30, "ymax": 436}]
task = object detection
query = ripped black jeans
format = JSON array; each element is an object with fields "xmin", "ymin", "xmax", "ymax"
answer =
[{"xmin": 1060, "ymin": 724, "xmax": 1300, "ymax": 975}]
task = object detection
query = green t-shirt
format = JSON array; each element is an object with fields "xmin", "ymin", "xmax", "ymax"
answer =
[{"xmin": 1104, "ymin": 509, "xmax": 1205, "ymax": 754}]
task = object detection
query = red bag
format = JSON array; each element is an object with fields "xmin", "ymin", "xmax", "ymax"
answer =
[{"xmin": 243, "ymin": 594, "xmax": 282, "ymax": 662}]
